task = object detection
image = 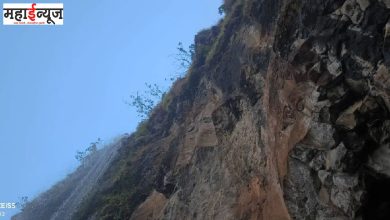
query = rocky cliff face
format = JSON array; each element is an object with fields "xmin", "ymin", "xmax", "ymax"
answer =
[{"xmin": 13, "ymin": 0, "xmax": 390, "ymax": 219}]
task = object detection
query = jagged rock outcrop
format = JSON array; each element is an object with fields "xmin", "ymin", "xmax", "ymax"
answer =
[{"xmin": 13, "ymin": 0, "xmax": 390, "ymax": 219}]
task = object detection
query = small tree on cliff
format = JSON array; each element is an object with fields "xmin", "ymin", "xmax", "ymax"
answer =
[
  {"xmin": 176, "ymin": 42, "xmax": 195, "ymax": 73},
  {"xmin": 218, "ymin": 4, "xmax": 225, "ymax": 15},
  {"xmin": 16, "ymin": 196, "xmax": 29, "ymax": 211},
  {"xmin": 75, "ymin": 138, "xmax": 101, "ymax": 163},
  {"xmin": 127, "ymin": 42, "xmax": 194, "ymax": 118},
  {"xmin": 127, "ymin": 83, "xmax": 164, "ymax": 119}
]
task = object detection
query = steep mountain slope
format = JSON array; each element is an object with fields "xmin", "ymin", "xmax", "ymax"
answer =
[
  {"xmin": 12, "ymin": 138, "xmax": 124, "ymax": 220},
  {"xmin": 13, "ymin": 0, "xmax": 390, "ymax": 219}
]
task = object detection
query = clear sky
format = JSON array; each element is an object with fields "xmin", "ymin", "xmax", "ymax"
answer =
[{"xmin": 0, "ymin": 0, "xmax": 222, "ymax": 219}]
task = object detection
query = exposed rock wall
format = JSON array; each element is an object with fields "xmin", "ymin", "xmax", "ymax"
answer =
[
  {"xmin": 275, "ymin": 0, "xmax": 390, "ymax": 219},
  {"xmin": 13, "ymin": 0, "xmax": 390, "ymax": 219}
]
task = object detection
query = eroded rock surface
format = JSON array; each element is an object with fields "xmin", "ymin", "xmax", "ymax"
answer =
[{"xmin": 13, "ymin": 0, "xmax": 390, "ymax": 220}]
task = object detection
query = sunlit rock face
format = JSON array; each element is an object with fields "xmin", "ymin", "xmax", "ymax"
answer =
[{"xmin": 13, "ymin": 0, "xmax": 390, "ymax": 219}]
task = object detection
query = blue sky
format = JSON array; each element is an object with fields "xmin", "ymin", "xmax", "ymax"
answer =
[{"xmin": 0, "ymin": 0, "xmax": 222, "ymax": 218}]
